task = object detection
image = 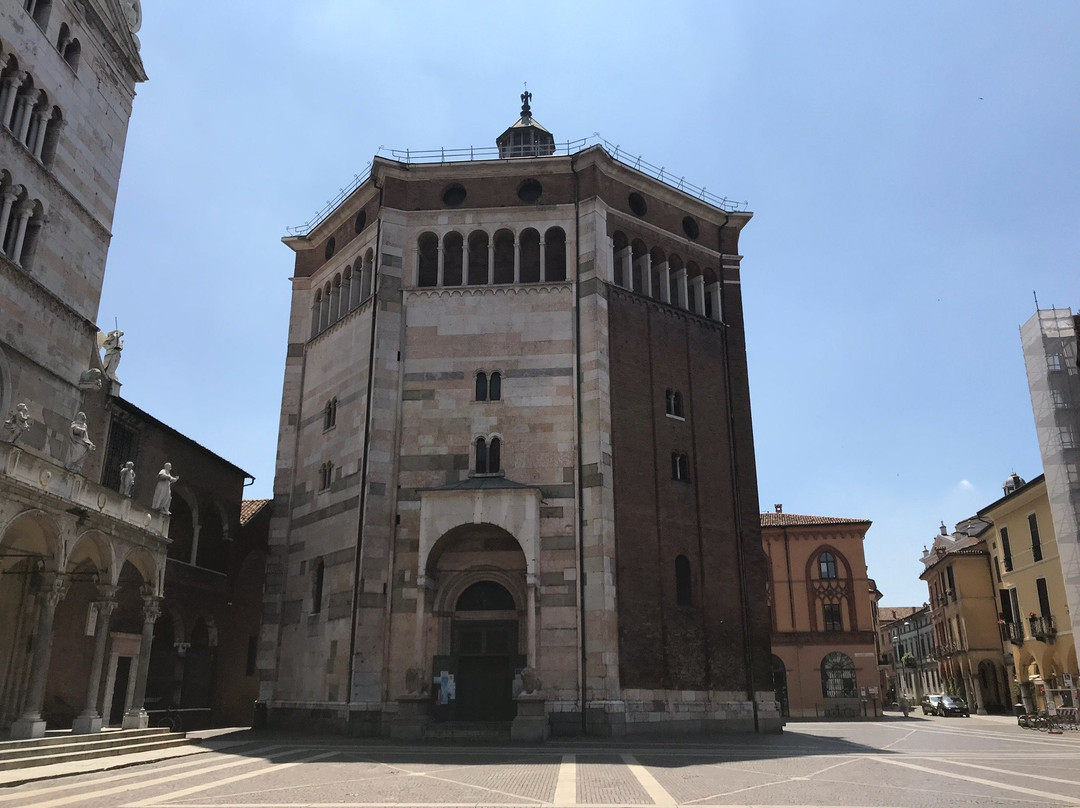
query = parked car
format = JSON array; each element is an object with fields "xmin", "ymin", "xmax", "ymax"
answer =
[
  {"xmin": 937, "ymin": 696, "xmax": 970, "ymax": 717},
  {"xmin": 921, "ymin": 694, "xmax": 943, "ymax": 715}
]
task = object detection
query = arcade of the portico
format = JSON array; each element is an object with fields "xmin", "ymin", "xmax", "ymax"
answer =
[{"xmin": 0, "ymin": 441, "xmax": 169, "ymax": 739}]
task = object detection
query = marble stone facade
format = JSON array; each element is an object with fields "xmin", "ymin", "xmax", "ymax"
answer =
[{"xmin": 261, "ymin": 141, "xmax": 779, "ymax": 736}]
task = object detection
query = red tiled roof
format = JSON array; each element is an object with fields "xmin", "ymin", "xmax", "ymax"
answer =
[
  {"xmin": 760, "ymin": 513, "xmax": 871, "ymax": 528},
  {"xmin": 240, "ymin": 499, "xmax": 271, "ymax": 525},
  {"xmin": 879, "ymin": 606, "xmax": 922, "ymax": 624}
]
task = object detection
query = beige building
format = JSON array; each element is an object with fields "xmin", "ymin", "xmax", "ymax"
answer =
[
  {"xmin": 919, "ymin": 519, "xmax": 1011, "ymax": 713},
  {"xmin": 762, "ymin": 509, "xmax": 881, "ymax": 719},
  {"xmin": 979, "ymin": 473, "xmax": 1078, "ymax": 711}
]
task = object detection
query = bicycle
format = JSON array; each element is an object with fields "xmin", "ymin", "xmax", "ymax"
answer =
[{"xmin": 152, "ymin": 704, "xmax": 184, "ymax": 733}]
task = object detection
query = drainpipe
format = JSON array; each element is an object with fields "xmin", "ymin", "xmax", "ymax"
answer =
[{"xmin": 346, "ymin": 180, "xmax": 383, "ymax": 719}]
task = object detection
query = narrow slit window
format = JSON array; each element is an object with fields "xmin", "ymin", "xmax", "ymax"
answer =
[
  {"xmin": 475, "ymin": 372, "xmax": 488, "ymax": 401},
  {"xmin": 475, "ymin": 437, "xmax": 488, "ymax": 474}
]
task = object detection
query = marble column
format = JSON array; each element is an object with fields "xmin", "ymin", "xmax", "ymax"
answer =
[
  {"xmin": 622, "ymin": 249, "xmax": 633, "ymax": 291},
  {"xmin": 526, "ymin": 574, "xmax": 537, "ymax": 668},
  {"xmin": 487, "ymin": 242, "xmax": 494, "ymax": 284},
  {"xmin": 539, "ymin": 239, "xmax": 546, "ymax": 282},
  {"xmin": 10, "ymin": 201, "xmax": 34, "ymax": 264},
  {"xmin": 413, "ymin": 575, "xmax": 430, "ymax": 667},
  {"xmin": 15, "ymin": 96, "xmax": 34, "ymax": 144},
  {"xmin": 637, "ymin": 254, "xmax": 653, "ymax": 297},
  {"xmin": 123, "ymin": 593, "xmax": 162, "ymax": 729},
  {"xmin": 10, "ymin": 574, "xmax": 69, "ymax": 739},
  {"xmin": 72, "ymin": 586, "xmax": 118, "ymax": 734},
  {"xmin": 31, "ymin": 112, "xmax": 49, "ymax": 159},
  {"xmin": 657, "ymin": 261, "xmax": 671, "ymax": 303},
  {"xmin": 462, "ymin": 242, "xmax": 470, "ymax": 285},
  {"xmin": 706, "ymin": 281, "xmax": 722, "ymax": 321},
  {"xmin": 436, "ymin": 243, "xmax": 444, "ymax": 287},
  {"xmin": 673, "ymin": 269, "xmax": 689, "ymax": 310},
  {"xmin": 691, "ymin": 275, "xmax": 706, "ymax": 315},
  {"xmin": 0, "ymin": 75, "xmax": 24, "ymax": 129},
  {"xmin": 0, "ymin": 187, "xmax": 19, "ymax": 251},
  {"xmin": 513, "ymin": 237, "xmax": 521, "ymax": 284}
]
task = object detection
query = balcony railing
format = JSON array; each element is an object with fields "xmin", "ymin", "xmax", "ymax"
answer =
[
  {"xmin": 1002, "ymin": 621, "xmax": 1024, "ymax": 645},
  {"xmin": 1029, "ymin": 615, "xmax": 1057, "ymax": 642},
  {"xmin": 932, "ymin": 642, "xmax": 959, "ymax": 660}
]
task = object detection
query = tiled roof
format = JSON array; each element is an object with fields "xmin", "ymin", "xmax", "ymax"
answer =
[
  {"xmin": 760, "ymin": 513, "xmax": 871, "ymax": 528},
  {"xmin": 879, "ymin": 606, "xmax": 922, "ymax": 624},
  {"xmin": 240, "ymin": 499, "xmax": 271, "ymax": 525}
]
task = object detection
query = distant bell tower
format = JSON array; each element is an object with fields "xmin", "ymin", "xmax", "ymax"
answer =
[{"xmin": 496, "ymin": 88, "xmax": 556, "ymax": 158}]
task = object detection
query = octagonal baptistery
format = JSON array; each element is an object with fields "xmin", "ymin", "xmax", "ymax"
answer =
[{"xmin": 260, "ymin": 99, "xmax": 779, "ymax": 737}]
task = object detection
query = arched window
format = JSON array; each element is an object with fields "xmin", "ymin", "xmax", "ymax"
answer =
[
  {"xmin": 474, "ymin": 437, "xmax": 488, "ymax": 474},
  {"xmin": 489, "ymin": 437, "xmax": 501, "ymax": 473},
  {"xmin": 819, "ymin": 551, "xmax": 838, "ymax": 580},
  {"xmin": 330, "ymin": 274, "xmax": 341, "ymax": 323},
  {"xmin": 492, "ymin": 229, "xmax": 514, "ymax": 284},
  {"xmin": 544, "ymin": 227, "xmax": 566, "ymax": 282},
  {"xmin": 311, "ymin": 559, "xmax": 325, "ymax": 614},
  {"xmin": 323, "ymin": 398, "xmax": 337, "ymax": 430},
  {"xmin": 320, "ymin": 282, "xmax": 331, "ymax": 332},
  {"xmin": 417, "ymin": 232, "xmax": 438, "ymax": 287},
  {"xmin": 475, "ymin": 372, "xmax": 488, "ymax": 402},
  {"xmin": 324, "ymin": 237, "xmax": 336, "ymax": 261},
  {"xmin": 318, "ymin": 461, "xmax": 334, "ymax": 491},
  {"xmin": 519, "ymin": 228, "xmax": 541, "ymax": 283},
  {"xmin": 343, "ymin": 266, "xmax": 355, "ymax": 311},
  {"xmin": 25, "ymin": 0, "xmax": 52, "ymax": 30},
  {"xmin": 362, "ymin": 248, "xmax": 374, "ymax": 299},
  {"xmin": 62, "ymin": 39, "xmax": 80, "ymax": 72},
  {"xmin": 671, "ymin": 452, "xmax": 689, "ymax": 481},
  {"xmin": 821, "ymin": 652, "xmax": 857, "ymax": 699},
  {"xmin": 611, "ymin": 231, "xmax": 628, "ymax": 287},
  {"xmin": 311, "ymin": 289, "xmax": 322, "ymax": 338},
  {"xmin": 488, "ymin": 372, "xmax": 501, "ymax": 401},
  {"xmin": 443, "ymin": 231, "xmax": 463, "ymax": 286},
  {"xmin": 467, "ymin": 230, "xmax": 490, "ymax": 285},
  {"xmin": 56, "ymin": 22, "xmax": 70, "ymax": 52},
  {"xmin": 40, "ymin": 107, "xmax": 62, "ymax": 167},
  {"xmin": 675, "ymin": 555, "xmax": 692, "ymax": 606}
]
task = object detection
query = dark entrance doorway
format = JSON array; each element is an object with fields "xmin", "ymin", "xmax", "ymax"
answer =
[
  {"xmin": 436, "ymin": 581, "xmax": 523, "ymax": 722},
  {"xmin": 771, "ymin": 655, "xmax": 789, "ymax": 718},
  {"xmin": 109, "ymin": 657, "xmax": 132, "ymax": 725}
]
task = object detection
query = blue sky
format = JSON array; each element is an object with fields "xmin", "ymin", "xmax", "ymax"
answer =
[{"xmin": 99, "ymin": 1, "xmax": 1080, "ymax": 607}]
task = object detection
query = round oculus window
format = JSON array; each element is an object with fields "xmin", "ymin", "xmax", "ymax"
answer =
[
  {"xmin": 442, "ymin": 183, "xmax": 467, "ymax": 207},
  {"xmin": 517, "ymin": 178, "xmax": 543, "ymax": 203},
  {"xmin": 682, "ymin": 216, "xmax": 700, "ymax": 240},
  {"xmin": 354, "ymin": 209, "xmax": 367, "ymax": 233},
  {"xmin": 324, "ymin": 237, "xmax": 336, "ymax": 260},
  {"xmin": 628, "ymin": 192, "xmax": 647, "ymax": 217}
]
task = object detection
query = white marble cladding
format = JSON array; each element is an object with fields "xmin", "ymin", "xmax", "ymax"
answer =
[{"xmin": 2, "ymin": 443, "xmax": 170, "ymax": 539}]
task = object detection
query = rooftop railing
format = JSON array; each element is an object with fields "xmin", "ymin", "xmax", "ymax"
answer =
[{"xmin": 285, "ymin": 134, "xmax": 748, "ymax": 236}]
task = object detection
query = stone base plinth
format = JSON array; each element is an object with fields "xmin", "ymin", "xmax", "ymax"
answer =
[
  {"xmin": 71, "ymin": 715, "xmax": 103, "ymax": 734},
  {"xmin": 10, "ymin": 717, "xmax": 46, "ymax": 739},
  {"xmin": 390, "ymin": 695, "xmax": 431, "ymax": 740},
  {"xmin": 122, "ymin": 709, "xmax": 149, "ymax": 729},
  {"xmin": 511, "ymin": 695, "xmax": 548, "ymax": 742}
]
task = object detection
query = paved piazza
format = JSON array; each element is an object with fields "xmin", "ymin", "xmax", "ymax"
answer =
[{"xmin": 5, "ymin": 717, "xmax": 1080, "ymax": 808}]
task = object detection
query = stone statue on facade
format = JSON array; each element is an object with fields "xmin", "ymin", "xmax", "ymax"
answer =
[
  {"xmin": 65, "ymin": 412, "xmax": 96, "ymax": 473},
  {"xmin": 520, "ymin": 667, "xmax": 541, "ymax": 695},
  {"xmin": 151, "ymin": 463, "xmax": 178, "ymax": 514},
  {"xmin": 78, "ymin": 368, "xmax": 103, "ymax": 391},
  {"xmin": 100, "ymin": 330, "xmax": 124, "ymax": 380},
  {"xmin": 405, "ymin": 666, "xmax": 427, "ymax": 696},
  {"xmin": 119, "ymin": 461, "xmax": 136, "ymax": 497},
  {"xmin": 2, "ymin": 402, "xmax": 32, "ymax": 443}
]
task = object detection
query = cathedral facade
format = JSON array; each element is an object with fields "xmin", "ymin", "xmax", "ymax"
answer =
[{"xmin": 259, "ymin": 99, "xmax": 779, "ymax": 736}]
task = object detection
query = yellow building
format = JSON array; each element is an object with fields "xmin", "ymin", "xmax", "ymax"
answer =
[
  {"xmin": 763, "ymin": 509, "xmax": 881, "ymax": 719},
  {"xmin": 979, "ymin": 473, "xmax": 1079, "ymax": 711},
  {"xmin": 919, "ymin": 519, "xmax": 1011, "ymax": 713}
]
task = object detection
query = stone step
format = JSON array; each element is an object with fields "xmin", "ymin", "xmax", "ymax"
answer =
[
  {"xmin": 0, "ymin": 727, "xmax": 172, "ymax": 753},
  {"xmin": 422, "ymin": 721, "xmax": 511, "ymax": 740},
  {"xmin": 0, "ymin": 734, "xmax": 191, "ymax": 771}
]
